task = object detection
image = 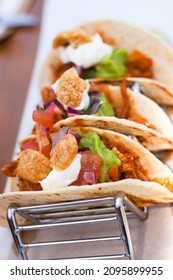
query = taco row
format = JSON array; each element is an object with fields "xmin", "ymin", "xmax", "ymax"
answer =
[{"xmin": 1, "ymin": 19, "xmax": 173, "ymax": 226}]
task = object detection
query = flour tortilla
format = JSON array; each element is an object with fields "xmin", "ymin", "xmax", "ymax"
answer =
[
  {"xmin": 39, "ymin": 19, "xmax": 173, "ymax": 104},
  {"xmin": 0, "ymin": 127, "xmax": 173, "ymax": 227},
  {"xmin": 53, "ymin": 115, "xmax": 173, "ymax": 152},
  {"xmin": 127, "ymin": 78, "xmax": 173, "ymax": 105},
  {"xmin": 52, "ymin": 85, "xmax": 173, "ymax": 151}
]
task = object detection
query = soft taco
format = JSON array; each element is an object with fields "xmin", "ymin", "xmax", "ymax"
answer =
[
  {"xmin": 37, "ymin": 68, "xmax": 173, "ymax": 151},
  {"xmin": 1, "ymin": 126, "xmax": 173, "ymax": 226},
  {"xmin": 39, "ymin": 19, "xmax": 173, "ymax": 105}
]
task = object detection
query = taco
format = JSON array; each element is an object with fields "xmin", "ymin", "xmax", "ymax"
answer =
[
  {"xmin": 37, "ymin": 68, "xmax": 173, "ymax": 151},
  {"xmin": 1, "ymin": 126, "xmax": 173, "ymax": 226},
  {"xmin": 39, "ymin": 19, "xmax": 173, "ymax": 105}
]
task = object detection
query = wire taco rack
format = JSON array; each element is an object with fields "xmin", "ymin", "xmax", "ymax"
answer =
[{"xmin": 7, "ymin": 192, "xmax": 148, "ymax": 260}]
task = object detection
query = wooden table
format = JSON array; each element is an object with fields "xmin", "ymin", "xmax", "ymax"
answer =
[{"xmin": 0, "ymin": 0, "xmax": 44, "ymax": 193}]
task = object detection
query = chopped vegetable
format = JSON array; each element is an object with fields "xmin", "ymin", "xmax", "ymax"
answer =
[
  {"xmin": 95, "ymin": 93, "xmax": 114, "ymax": 116},
  {"xmin": 22, "ymin": 139, "xmax": 39, "ymax": 151},
  {"xmin": 79, "ymin": 131, "xmax": 121, "ymax": 182},
  {"xmin": 71, "ymin": 152, "xmax": 101, "ymax": 185},
  {"xmin": 87, "ymin": 91, "xmax": 102, "ymax": 114},
  {"xmin": 67, "ymin": 107, "xmax": 82, "ymax": 117},
  {"xmin": 52, "ymin": 127, "xmax": 69, "ymax": 146},
  {"xmin": 32, "ymin": 109, "xmax": 56, "ymax": 128},
  {"xmin": 36, "ymin": 124, "xmax": 50, "ymax": 135}
]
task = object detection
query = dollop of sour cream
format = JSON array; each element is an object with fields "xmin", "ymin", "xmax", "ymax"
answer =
[
  {"xmin": 40, "ymin": 154, "xmax": 81, "ymax": 191},
  {"xmin": 51, "ymin": 80, "xmax": 90, "ymax": 111},
  {"xmin": 59, "ymin": 34, "xmax": 113, "ymax": 69},
  {"xmin": 75, "ymin": 80, "xmax": 90, "ymax": 110}
]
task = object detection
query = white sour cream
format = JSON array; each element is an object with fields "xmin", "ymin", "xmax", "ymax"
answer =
[
  {"xmin": 59, "ymin": 34, "xmax": 113, "ymax": 69},
  {"xmin": 40, "ymin": 154, "xmax": 81, "ymax": 191},
  {"xmin": 51, "ymin": 79, "xmax": 59, "ymax": 92},
  {"xmin": 75, "ymin": 80, "xmax": 90, "ymax": 110}
]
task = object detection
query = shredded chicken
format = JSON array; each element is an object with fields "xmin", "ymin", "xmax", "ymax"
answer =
[
  {"xmin": 108, "ymin": 165, "xmax": 119, "ymax": 181},
  {"xmin": 118, "ymin": 78, "xmax": 130, "ymax": 119},
  {"xmin": 1, "ymin": 159, "xmax": 19, "ymax": 177},
  {"xmin": 18, "ymin": 178, "xmax": 42, "ymax": 191},
  {"xmin": 112, "ymin": 147, "xmax": 139, "ymax": 179},
  {"xmin": 50, "ymin": 63, "xmax": 71, "ymax": 84},
  {"xmin": 53, "ymin": 30, "xmax": 92, "ymax": 48},
  {"xmin": 41, "ymin": 86, "xmax": 56, "ymax": 104},
  {"xmin": 96, "ymin": 30, "xmax": 116, "ymax": 46},
  {"xmin": 127, "ymin": 50, "xmax": 153, "ymax": 78}
]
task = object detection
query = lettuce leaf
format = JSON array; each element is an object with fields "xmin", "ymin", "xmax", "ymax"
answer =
[{"xmin": 95, "ymin": 93, "xmax": 114, "ymax": 116}]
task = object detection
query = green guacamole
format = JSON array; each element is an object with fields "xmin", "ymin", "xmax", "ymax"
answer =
[
  {"xmin": 84, "ymin": 48, "xmax": 128, "ymax": 79},
  {"xmin": 79, "ymin": 131, "xmax": 121, "ymax": 182}
]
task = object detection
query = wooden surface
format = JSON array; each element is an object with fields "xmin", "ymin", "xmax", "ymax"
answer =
[{"xmin": 0, "ymin": 0, "xmax": 44, "ymax": 193}]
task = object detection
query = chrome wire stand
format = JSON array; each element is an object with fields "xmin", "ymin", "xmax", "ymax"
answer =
[{"xmin": 7, "ymin": 192, "xmax": 147, "ymax": 260}]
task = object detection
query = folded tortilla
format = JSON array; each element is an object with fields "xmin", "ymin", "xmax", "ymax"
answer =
[
  {"xmin": 52, "ymin": 84, "xmax": 173, "ymax": 151},
  {"xmin": 39, "ymin": 19, "xmax": 173, "ymax": 104},
  {"xmin": 1, "ymin": 126, "xmax": 173, "ymax": 227}
]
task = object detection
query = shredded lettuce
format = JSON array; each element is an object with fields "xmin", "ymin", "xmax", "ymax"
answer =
[
  {"xmin": 79, "ymin": 131, "xmax": 121, "ymax": 182},
  {"xmin": 95, "ymin": 93, "xmax": 114, "ymax": 116}
]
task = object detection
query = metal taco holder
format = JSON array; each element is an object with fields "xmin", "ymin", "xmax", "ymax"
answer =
[{"xmin": 7, "ymin": 192, "xmax": 148, "ymax": 260}]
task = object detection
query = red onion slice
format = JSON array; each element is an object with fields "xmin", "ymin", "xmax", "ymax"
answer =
[
  {"xmin": 51, "ymin": 127, "xmax": 69, "ymax": 151},
  {"xmin": 51, "ymin": 128, "xmax": 81, "ymax": 153},
  {"xmin": 67, "ymin": 107, "xmax": 82, "ymax": 117},
  {"xmin": 88, "ymin": 91, "xmax": 102, "ymax": 114},
  {"xmin": 44, "ymin": 99, "xmax": 64, "ymax": 111},
  {"xmin": 83, "ymin": 171, "xmax": 96, "ymax": 184}
]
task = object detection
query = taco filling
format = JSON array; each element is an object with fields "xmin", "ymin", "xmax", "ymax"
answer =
[
  {"xmin": 39, "ymin": 68, "xmax": 156, "ymax": 131},
  {"xmin": 51, "ymin": 31, "xmax": 153, "ymax": 82},
  {"xmin": 1, "ymin": 127, "xmax": 173, "ymax": 193}
]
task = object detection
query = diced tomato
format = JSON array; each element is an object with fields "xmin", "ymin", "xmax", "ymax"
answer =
[
  {"xmin": 21, "ymin": 139, "xmax": 39, "ymax": 151},
  {"xmin": 41, "ymin": 142, "xmax": 51, "ymax": 159},
  {"xmin": 71, "ymin": 152, "xmax": 102, "ymax": 186},
  {"xmin": 37, "ymin": 124, "xmax": 50, "ymax": 135},
  {"xmin": 32, "ymin": 109, "xmax": 56, "ymax": 128}
]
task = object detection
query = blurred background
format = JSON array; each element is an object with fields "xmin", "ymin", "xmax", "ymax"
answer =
[
  {"xmin": 1, "ymin": 0, "xmax": 173, "ymax": 192},
  {"xmin": 0, "ymin": 0, "xmax": 43, "ymax": 192}
]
